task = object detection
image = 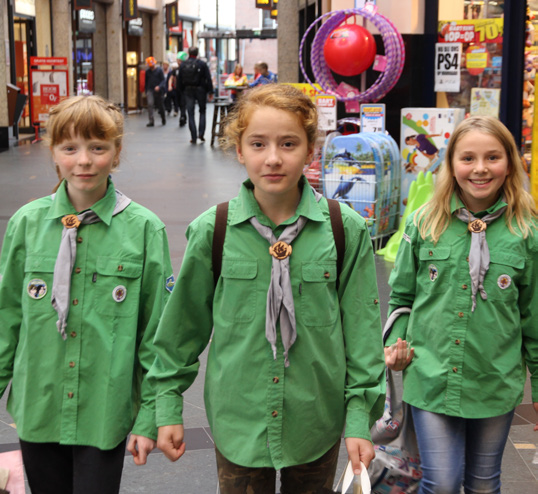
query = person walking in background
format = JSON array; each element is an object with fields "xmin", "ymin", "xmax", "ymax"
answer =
[
  {"xmin": 0, "ymin": 95, "xmax": 174, "ymax": 493},
  {"xmin": 178, "ymin": 46, "xmax": 213, "ymax": 144},
  {"xmin": 172, "ymin": 51, "xmax": 188, "ymax": 127},
  {"xmin": 385, "ymin": 116, "xmax": 538, "ymax": 494},
  {"xmin": 145, "ymin": 56, "xmax": 166, "ymax": 127},
  {"xmin": 249, "ymin": 61, "xmax": 277, "ymax": 88},
  {"xmin": 166, "ymin": 62, "xmax": 179, "ymax": 117},
  {"xmin": 148, "ymin": 84, "xmax": 385, "ymax": 493}
]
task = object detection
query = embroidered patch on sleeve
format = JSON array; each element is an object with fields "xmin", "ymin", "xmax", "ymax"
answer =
[
  {"xmin": 165, "ymin": 275, "xmax": 175, "ymax": 293},
  {"xmin": 403, "ymin": 233, "xmax": 411, "ymax": 244}
]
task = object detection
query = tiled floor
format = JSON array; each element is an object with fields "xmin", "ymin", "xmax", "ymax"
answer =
[{"xmin": 0, "ymin": 109, "xmax": 536, "ymax": 493}]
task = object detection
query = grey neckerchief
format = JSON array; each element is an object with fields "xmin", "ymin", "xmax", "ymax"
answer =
[
  {"xmin": 454, "ymin": 202, "xmax": 506, "ymax": 312},
  {"xmin": 249, "ymin": 187, "xmax": 323, "ymax": 367},
  {"xmin": 51, "ymin": 190, "xmax": 131, "ymax": 339}
]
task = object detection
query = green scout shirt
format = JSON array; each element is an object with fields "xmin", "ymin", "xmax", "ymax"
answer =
[
  {"xmin": 149, "ymin": 177, "xmax": 386, "ymax": 469},
  {"xmin": 387, "ymin": 195, "xmax": 538, "ymax": 418},
  {"xmin": 0, "ymin": 180, "xmax": 173, "ymax": 449}
]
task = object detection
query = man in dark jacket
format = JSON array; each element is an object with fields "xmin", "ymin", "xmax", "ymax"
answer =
[
  {"xmin": 178, "ymin": 47, "xmax": 214, "ymax": 143},
  {"xmin": 145, "ymin": 57, "xmax": 167, "ymax": 127}
]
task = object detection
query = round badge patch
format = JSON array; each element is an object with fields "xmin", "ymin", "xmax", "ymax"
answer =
[
  {"xmin": 27, "ymin": 279, "xmax": 47, "ymax": 299},
  {"xmin": 428, "ymin": 264, "xmax": 438, "ymax": 282},
  {"xmin": 112, "ymin": 285, "xmax": 127, "ymax": 303},
  {"xmin": 497, "ymin": 274, "xmax": 511, "ymax": 290}
]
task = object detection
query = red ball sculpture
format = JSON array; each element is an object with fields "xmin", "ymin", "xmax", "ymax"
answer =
[{"xmin": 323, "ymin": 23, "xmax": 377, "ymax": 76}]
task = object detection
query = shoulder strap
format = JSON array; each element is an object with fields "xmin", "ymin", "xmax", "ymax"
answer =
[
  {"xmin": 212, "ymin": 202, "xmax": 229, "ymax": 285},
  {"xmin": 212, "ymin": 199, "xmax": 345, "ymax": 285},
  {"xmin": 327, "ymin": 198, "xmax": 345, "ymax": 282}
]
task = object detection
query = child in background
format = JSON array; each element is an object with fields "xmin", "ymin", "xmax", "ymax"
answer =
[
  {"xmin": 386, "ymin": 116, "xmax": 538, "ymax": 494},
  {"xmin": 148, "ymin": 84, "xmax": 385, "ymax": 493},
  {"xmin": 0, "ymin": 95, "xmax": 173, "ymax": 493},
  {"xmin": 224, "ymin": 63, "xmax": 248, "ymax": 101}
]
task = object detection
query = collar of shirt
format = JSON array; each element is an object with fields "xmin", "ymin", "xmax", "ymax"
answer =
[
  {"xmin": 450, "ymin": 193, "xmax": 508, "ymax": 217},
  {"xmin": 45, "ymin": 179, "xmax": 117, "ymax": 225},
  {"xmin": 229, "ymin": 176, "xmax": 326, "ymax": 229}
]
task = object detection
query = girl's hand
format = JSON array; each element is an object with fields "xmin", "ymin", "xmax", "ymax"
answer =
[
  {"xmin": 384, "ymin": 338, "xmax": 414, "ymax": 371},
  {"xmin": 157, "ymin": 424, "xmax": 186, "ymax": 462},
  {"xmin": 344, "ymin": 437, "xmax": 375, "ymax": 473},
  {"xmin": 127, "ymin": 434, "xmax": 156, "ymax": 465},
  {"xmin": 534, "ymin": 402, "xmax": 538, "ymax": 432}
]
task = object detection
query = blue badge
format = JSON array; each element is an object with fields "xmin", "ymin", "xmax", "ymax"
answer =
[
  {"xmin": 27, "ymin": 279, "xmax": 47, "ymax": 299},
  {"xmin": 165, "ymin": 275, "xmax": 175, "ymax": 293}
]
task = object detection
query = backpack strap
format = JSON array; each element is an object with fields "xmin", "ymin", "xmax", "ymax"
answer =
[
  {"xmin": 212, "ymin": 202, "xmax": 229, "ymax": 286},
  {"xmin": 327, "ymin": 198, "xmax": 345, "ymax": 283},
  {"xmin": 212, "ymin": 199, "xmax": 345, "ymax": 286}
]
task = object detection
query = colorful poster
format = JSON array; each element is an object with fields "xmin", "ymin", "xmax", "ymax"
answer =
[
  {"xmin": 30, "ymin": 69, "xmax": 68, "ymax": 123},
  {"xmin": 470, "ymin": 88, "xmax": 500, "ymax": 118},
  {"xmin": 438, "ymin": 18, "xmax": 503, "ymax": 44}
]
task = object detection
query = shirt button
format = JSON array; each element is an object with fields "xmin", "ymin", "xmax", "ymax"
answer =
[
  {"xmin": 455, "ymin": 339, "xmax": 461, "ymax": 345},
  {"xmin": 324, "ymin": 272, "xmax": 330, "ymax": 279},
  {"xmin": 75, "ymin": 267, "xmax": 81, "ymax": 274},
  {"xmin": 429, "ymin": 251, "xmax": 433, "ymax": 256},
  {"xmin": 466, "ymin": 256, "xmax": 469, "ymax": 262},
  {"xmin": 77, "ymin": 237, "xmax": 83, "ymax": 243},
  {"xmin": 374, "ymin": 299, "xmax": 379, "ymax": 305},
  {"xmin": 118, "ymin": 265, "xmax": 124, "ymax": 272},
  {"xmin": 72, "ymin": 299, "xmax": 79, "ymax": 306},
  {"xmin": 273, "ymin": 377, "xmax": 279, "ymax": 384},
  {"xmin": 271, "ymin": 410, "xmax": 278, "ymax": 418},
  {"xmin": 452, "ymin": 367, "xmax": 458, "ymax": 373},
  {"xmin": 70, "ymin": 331, "xmax": 77, "ymax": 338},
  {"xmin": 461, "ymin": 284, "xmax": 467, "ymax": 290},
  {"xmin": 69, "ymin": 361, "xmax": 75, "ymax": 368},
  {"xmin": 67, "ymin": 392, "xmax": 74, "ymax": 398},
  {"xmin": 458, "ymin": 312, "xmax": 464, "ymax": 318}
]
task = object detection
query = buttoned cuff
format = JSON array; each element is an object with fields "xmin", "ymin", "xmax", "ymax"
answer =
[
  {"xmin": 132, "ymin": 406, "xmax": 158, "ymax": 441},
  {"xmin": 156, "ymin": 395, "xmax": 184, "ymax": 428},
  {"xmin": 344, "ymin": 408, "xmax": 372, "ymax": 442}
]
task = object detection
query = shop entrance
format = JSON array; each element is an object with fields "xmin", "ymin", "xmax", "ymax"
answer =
[
  {"xmin": 125, "ymin": 35, "xmax": 141, "ymax": 111},
  {"xmin": 13, "ymin": 16, "xmax": 36, "ymax": 132},
  {"xmin": 74, "ymin": 34, "xmax": 94, "ymax": 95}
]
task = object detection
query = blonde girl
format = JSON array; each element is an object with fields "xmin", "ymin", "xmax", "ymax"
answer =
[
  {"xmin": 386, "ymin": 116, "xmax": 538, "ymax": 494},
  {"xmin": 148, "ymin": 84, "xmax": 385, "ymax": 494}
]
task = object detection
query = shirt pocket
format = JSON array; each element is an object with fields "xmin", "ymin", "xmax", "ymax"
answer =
[
  {"xmin": 23, "ymin": 256, "xmax": 57, "ymax": 314},
  {"xmin": 219, "ymin": 259, "xmax": 258, "ymax": 323},
  {"xmin": 300, "ymin": 261, "xmax": 338, "ymax": 327},
  {"xmin": 94, "ymin": 256, "xmax": 143, "ymax": 318},
  {"xmin": 484, "ymin": 252, "xmax": 524, "ymax": 303},
  {"xmin": 418, "ymin": 246, "xmax": 451, "ymax": 294}
]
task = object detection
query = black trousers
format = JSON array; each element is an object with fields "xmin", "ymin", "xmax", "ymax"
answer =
[{"xmin": 19, "ymin": 438, "xmax": 127, "ymax": 494}]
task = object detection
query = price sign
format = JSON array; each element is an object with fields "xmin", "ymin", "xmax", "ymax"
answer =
[
  {"xmin": 435, "ymin": 43, "xmax": 462, "ymax": 93},
  {"xmin": 438, "ymin": 19, "xmax": 503, "ymax": 45}
]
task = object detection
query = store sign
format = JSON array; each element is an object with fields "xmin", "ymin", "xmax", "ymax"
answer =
[
  {"xmin": 438, "ymin": 19, "xmax": 503, "ymax": 44},
  {"xmin": 74, "ymin": 0, "xmax": 92, "ymax": 10},
  {"xmin": 128, "ymin": 17, "xmax": 143, "ymax": 37},
  {"xmin": 255, "ymin": 0, "xmax": 272, "ymax": 9},
  {"xmin": 316, "ymin": 94, "xmax": 337, "ymax": 131},
  {"xmin": 14, "ymin": 0, "xmax": 35, "ymax": 17},
  {"xmin": 434, "ymin": 43, "xmax": 461, "ymax": 93},
  {"xmin": 166, "ymin": 2, "xmax": 178, "ymax": 29},
  {"xmin": 78, "ymin": 9, "xmax": 96, "ymax": 34},
  {"xmin": 123, "ymin": 0, "xmax": 138, "ymax": 21}
]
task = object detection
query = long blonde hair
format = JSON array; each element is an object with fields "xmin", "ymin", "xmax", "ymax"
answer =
[{"xmin": 415, "ymin": 116, "xmax": 537, "ymax": 242}]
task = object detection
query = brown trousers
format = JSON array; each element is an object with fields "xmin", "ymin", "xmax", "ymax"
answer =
[{"xmin": 215, "ymin": 440, "xmax": 340, "ymax": 494}]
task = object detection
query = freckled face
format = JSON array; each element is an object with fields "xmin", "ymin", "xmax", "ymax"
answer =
[
  {"xmin": 452, "ymin": 130, "xmax": 509, "ymax": 212},
  {"xmin": 236, "ymin": 107, "xmax": 313, "ymax": 204},
  {"xmin": 52, "ymin": 133, "xmax": 119, "ymax": 208}
]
